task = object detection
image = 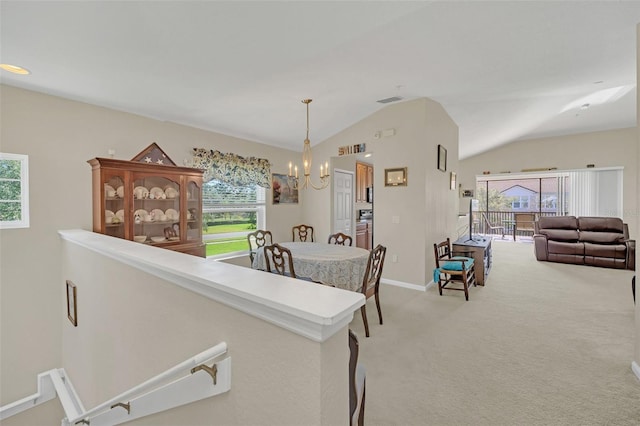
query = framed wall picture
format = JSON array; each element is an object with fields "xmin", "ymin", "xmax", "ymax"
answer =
[
  {"xmin": 450, "ymin": 171, "xmax": 457, "ymax": 190},
  {"xmin": 462, "ymin": 189, "xmax": 475, "ymax": 198},
  {"xmin": 385, "ymin": 167, "xmax": 407, "ymax": 187},
  {"xmin": 438, "ymin": 145, "xmax": 447, "ymax": 172},
  {"xmin": 272, "ymin": 173, "xmax": 298, "ymax": 204},
  {"xmin": 66, "ymin": 280, "xmax": 77, "ymax": 327}
]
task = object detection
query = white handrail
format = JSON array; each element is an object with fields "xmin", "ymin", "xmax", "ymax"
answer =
[
  {"xmin": 69, "ymin": 342, "xmax": 227, "ymax": 423},
  {"xmin": 1, "ymin": 342, "xmax": 230, "ymax": 425}
]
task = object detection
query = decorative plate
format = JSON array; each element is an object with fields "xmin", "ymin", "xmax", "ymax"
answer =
[
  {"xmin": 133, "ymin": 186, "xmax": 149, "ymax": 199},
  {"xmin": 104, "ymin": 184, "xmax": 115, "ymax": 193},
  {"xmin": 105, "ymin": 210, "xmax": 115, "ymax": 219},
  {"xmin": 115, "ymin": 209, "xmax": 125, "ymax": 221},
  {"xmin": 134, "ymin": 209, "xmax": 149, "ymax": 220},
  {"xmin": 116, "ymin": 186, "xmax": 124, "ymax": 198},
  {"xmin": 150, "ymin": 236, "xmax": 166, "ymax": 243},
  {"xmin": 165, "ymin": 187, "xmax": 179, "ymax": 199},
  {"xmin": 149, "ymin": 187, "xmax": 165, "ymax": 199},
  {"xmin": 150, "ymin": 209, "xmax": 165, "ymax": 220},
  {"xmin": 165, "ymin": 208, "xmax": 179, "ymax": 220}
]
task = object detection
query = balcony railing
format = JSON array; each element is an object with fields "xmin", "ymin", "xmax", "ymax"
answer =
[{"xmin": 475, "ymin": 210, "xmax": 564, "ymax": 239}]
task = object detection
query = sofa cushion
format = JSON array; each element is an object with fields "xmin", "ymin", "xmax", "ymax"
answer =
[
  {"xmin": 548, "ymin": 253, "xmax": 584, "ymax": 265},
  {"xmin": 547, "ymin": 241, "xmax": 584, "ymax": 255},
  {"xmin": 584, "ymin": 256, "xmax": 627, "ymax": 269},
  {"xmin": 537, "ymin": 216, "xmax": 578, "ymax": 230},
  {"xmin": 577, "ymin": 217, "xmax": 624, "ymax": 233},
  {"xmin": 583, "ymin": 242, "xmax": 627, "ymax": 259},
  {"xmin": 540, "ymin": 229, "xmax": 579, "ymax": 242},
  {"xmin": 579, "ymin": 231, "xmax": 626, "ymax": 244}
]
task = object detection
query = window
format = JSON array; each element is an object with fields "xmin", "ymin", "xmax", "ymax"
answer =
[
  {"xmin": 202, "ymin": 179, "xmax": 265, "ymax": 258},
  {"xmin": 0, "ymin": 153, "xmax": 29, "ymax": 229},
  {"xmin": 511, "ymin": 196, "xmax": 530, "ymax": 210}
]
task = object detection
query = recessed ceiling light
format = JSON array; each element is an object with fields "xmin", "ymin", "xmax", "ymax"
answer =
[
  {"xmin": 593, "ymin": 81, "xmax": 604, "ymax": 84},
  {"xmin": 580, "ymin": 103, "xmax": 590, "ymax": 110},
  {"xmin": 0, "ymin": 64, "xmax": 30, "ymax": 75}
]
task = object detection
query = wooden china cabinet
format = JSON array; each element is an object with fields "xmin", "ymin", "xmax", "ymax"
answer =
[{"xmin": 88, "ymin": 157, "xmax": 205, "ymax": 257}]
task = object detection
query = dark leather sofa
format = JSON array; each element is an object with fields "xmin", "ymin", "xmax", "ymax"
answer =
[{"xmin": 533, "ymin": 216, "xmax": 635, "ymax": 270}]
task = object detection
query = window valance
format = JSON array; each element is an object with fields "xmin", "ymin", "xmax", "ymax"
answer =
[{"xmin": 191, "ymin": 148, "xmax": 271, "ymax": 188}]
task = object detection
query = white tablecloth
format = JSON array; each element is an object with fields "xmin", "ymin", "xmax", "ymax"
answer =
[{"xmin": 252, "ymin": 242, "xmax": 370, "ymax": 291}]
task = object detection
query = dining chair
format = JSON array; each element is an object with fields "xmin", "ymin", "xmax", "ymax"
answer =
[
  {"xmin": 247, "ymin": 229, "xmax": 273, "ymax": 264},
  {"xmin": 433, "ymin": 238, "xmax": 476, "ymax": 301},
  {"xmin": 328, "ymin": 232, "xmax": 353, "ymax": 246},
  {"xmin": 481, "ymin": 212, "xmax": 505, "ymax": 239},
  {"xmin": 349, "ymin": 329, "xmax": 366, "ymax": 426},
  {"xmin": 263, "ymin": 243, "xmax": 297, "ymax": 278},
  {"xmin": 292, "ymin": 224, "xmax": 315, "ymax": 242},
  {"xmin": 359, "ymin": 244, "xmax": 387, "ymax": 337}
]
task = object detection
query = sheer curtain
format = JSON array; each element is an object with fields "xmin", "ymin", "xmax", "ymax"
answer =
[{"xmin": 566, "ymin": 168, "xmax": 623, "ymax": 217}]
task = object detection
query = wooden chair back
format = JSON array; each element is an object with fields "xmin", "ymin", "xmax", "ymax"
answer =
[
  {"xmin": 358, "ymin": 244, "xmax": 386, "ymax": 337},
  {"xmin": 263, "ymin": 243, "xmax": 296, "ymax": 278},
  {"xmin": 434, "ymin": 238, "xmax": 453, "ymax": 268},
  {"xmin": 349, "ymin": 329, "xmax": 365, "ymax": 426},
  {"xmin": 328, "ymin": 232, "xmax": 353, "ymax": 246},
  {"xmin": 362, "ymin": 244, "xmax": 386, "ymax": 297},
  {"xmin": 292, "ymin": 224, "xmax": 315, "ymax": 242},
  {"xmin": 349, "ymin": 329, "xmax": 359, "ymax": 422},
  {"xmin": 247, "ymin": 229, "xmax": 273, "ymax": 263}
]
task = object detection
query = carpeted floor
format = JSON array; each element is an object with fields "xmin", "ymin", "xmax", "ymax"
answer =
[{"xmin": 349, "ymin": 240, "xmax": 639, "ymax": 426}]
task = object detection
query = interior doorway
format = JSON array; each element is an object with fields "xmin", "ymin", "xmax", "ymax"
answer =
[{"xmin": 332, "ymin": 169, "xmax": 354, "ymax": 236}]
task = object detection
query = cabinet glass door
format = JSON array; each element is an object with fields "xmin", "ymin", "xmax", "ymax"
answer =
[
  {"xmin": 132, "ymin": 176, "xmax": 181, "ymax": 245},
  {"xmin": 185, "ymin": 180, "xmax": 202, "ymax": 242},
  {"xmin": 104, "ymin": 174, "xmax": 125, "ymax": 239}
]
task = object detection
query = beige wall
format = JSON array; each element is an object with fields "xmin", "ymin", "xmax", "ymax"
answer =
[
  {"xmin": 58, "ymin": 240, "xmax": 348, "ymax": 425},
  {"xmin": 0, "ymin": 85, "xmax": 301, "ymax": 422},
  {"xmin": 303, "ymin": 98, "xmax": 459, "ymax": 286},
  {"xmin": 458, "ymin": 127, "xmax": 639, "ymax": 237}
]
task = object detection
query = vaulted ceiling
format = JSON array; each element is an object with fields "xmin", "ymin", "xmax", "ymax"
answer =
[{"xmin": 2, "ymin": 1, "xmax": 639, "ymax": 159}]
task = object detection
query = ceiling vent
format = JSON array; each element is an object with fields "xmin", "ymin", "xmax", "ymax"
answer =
[{"xmin": 376, "ymin": 96, "xmax": 403, "ymax": 104}]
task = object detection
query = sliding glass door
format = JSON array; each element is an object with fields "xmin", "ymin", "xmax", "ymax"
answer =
[{"xmin": 474, "ymin": 167, "xmax": 622, "ymax": 238}]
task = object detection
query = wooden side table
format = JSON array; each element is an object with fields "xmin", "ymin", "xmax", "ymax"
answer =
[{"xmin": 453, "ymin": 237, "xmax": 492, "ymax": 286}]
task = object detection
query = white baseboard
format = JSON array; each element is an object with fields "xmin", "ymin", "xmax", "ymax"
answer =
[
  {"xmin": 633, "ymin": 361, "xmax": 640, "ymax": 382},
  {"xmin": 380, "ymin": 278, "xmax": 426, "ymax": 292}
]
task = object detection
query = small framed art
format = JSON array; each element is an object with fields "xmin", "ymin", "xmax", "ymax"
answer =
[
  {"xmin": 66, "ymin": 280, "xmax": 77, "ymax": 327},
  {"xmin": 385, "ymin": 167, "xmax": 407, "ymax": 187},
  {"xmin": 450, "ymin": 172, "xmax": 457, "ymax": 190},
  {"xmin": 272, "ymin": 173, "xmax": 299, "ymax": 204},
  {"xmin": 437, "ymin": 145, "xmax": 447, "ymax": 172}
]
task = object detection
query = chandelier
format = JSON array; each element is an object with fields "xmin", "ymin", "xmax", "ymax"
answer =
[{"xmin": 288, "ymin": 99, "xmax": 330, "ymax": 190}]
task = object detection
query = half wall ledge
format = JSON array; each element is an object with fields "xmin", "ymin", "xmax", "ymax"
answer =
[{"xmin": 58, "ymin": 229, "xmax": 365, "ymax": 342}]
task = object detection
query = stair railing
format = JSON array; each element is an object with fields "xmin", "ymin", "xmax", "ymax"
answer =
[{"xmin": 0, "ymin": 342, "xmax": 230, "ymax": 426}]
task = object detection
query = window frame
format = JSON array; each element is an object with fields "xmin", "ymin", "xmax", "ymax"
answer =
[
  {"xmin": 0, "ymin": 152, "xmax": 30, "ymax": 229},
  {"xmin": 202, "ymin": 181, "xmax": 266, "ymax": 259}
]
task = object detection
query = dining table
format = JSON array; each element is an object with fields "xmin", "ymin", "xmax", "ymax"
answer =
[{"xmin": 251, "ymin": 242, "xmax": 370, "ymax": 291}]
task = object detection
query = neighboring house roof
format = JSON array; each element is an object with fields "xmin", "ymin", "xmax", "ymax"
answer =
[{"xmin": 501, "ymin": 185, "xmax": 538, "ymax": 196}]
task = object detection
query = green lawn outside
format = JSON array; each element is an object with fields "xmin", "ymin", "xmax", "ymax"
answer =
[
  {"xmin": 203, "ymin": 223, "xmax": 254, "ymax": 235},
  {"xmin": 205, "ymin": 237, "xmax": 248, "ymax": 256}
]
